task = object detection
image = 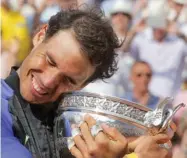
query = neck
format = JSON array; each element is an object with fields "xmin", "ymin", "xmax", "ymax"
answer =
[
  {"xmin": 115, "ymin": 29, "xmax": 127, "ymax": 38},
  {"xmin": 133, "ymin": 88, "xmax": 149, "ymax": 105},
  {"xmin": 154, "ymin": 34, "xmax": 167, "ymax": 43},
  {"xmin": 155, "ymin": 38, "xmax": 164, "ymax": 43}
]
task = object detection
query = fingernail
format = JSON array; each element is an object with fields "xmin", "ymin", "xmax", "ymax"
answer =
[
  {"xmin": 67, "ymin": 137, "xmax": 75, "ymax": 150},
  {"xmin": 71, "ymin": 127, "xmax": 81, "ymax": 138},
  {"xmin": 84, "ymin": 114, "xmax": 91, "ymax": 120}
]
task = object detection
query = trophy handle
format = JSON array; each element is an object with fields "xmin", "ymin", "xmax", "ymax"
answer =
[
  {"xmin": 159, "ymin": 103, "xmax": 185, "ymax": 133},
  {"xmin": 145, "ymin": 101, "xmax": 186, "ymax": 135}
]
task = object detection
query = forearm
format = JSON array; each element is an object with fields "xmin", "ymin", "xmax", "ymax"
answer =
[{"xmin": 120, "ymin": 30, "xmax": 137, "ymax": 52}]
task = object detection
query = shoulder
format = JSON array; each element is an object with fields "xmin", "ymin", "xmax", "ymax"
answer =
[
  {"xmin": 121, "ymin": 91, "xmax": 134, "ymax": 100},
  {"xmin": 1, "ymin": 79, "xmax": 14, "ymax": 137},
  {"xmin": 166, "ymin": 34, "xmax": 186, "ymax": 46},
  {"xmin": 147, "ymin": 93, "xmax": 160, "ymax": 109},
  {"xmin": 2, "ymin": 137, "xmax": 32, "ymax": 158},
  {"xmin": 1, "ymin": 80, "xmax": 32, "ymax": 157}
]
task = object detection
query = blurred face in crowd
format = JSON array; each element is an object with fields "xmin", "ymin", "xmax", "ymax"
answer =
[
  {"xmin": 173, "ymin": 2, "xmax": 184, "ymax": 14},
  {"xmin": 111, "ymin": 12, "xmax": 131, "ymax": 34},
  {"xmin": 18, "ymin": 28, "xmax": 95, "ymax": 104},
  {"xmin": 130, "ymin": 62, "xmax": 152, "ymax": 93},
  {"xmin": 153, "ymin": 28, "xmax": 167, "ymax": 42}
]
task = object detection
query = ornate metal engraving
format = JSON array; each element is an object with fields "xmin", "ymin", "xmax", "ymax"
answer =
[{"xmin": 55, "ymin": 92, "xmax": 185, "ymax": 150}]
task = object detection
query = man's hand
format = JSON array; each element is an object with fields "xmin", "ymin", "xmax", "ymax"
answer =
[
  {"xmin": 70, "ymin": 114, "xmax": 128, "ymax": 158},
  {"xmin": 128, "ymin": 134, "xmax": 170, "ymax": 158}
]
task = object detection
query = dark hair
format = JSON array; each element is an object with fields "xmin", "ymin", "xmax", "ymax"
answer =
[{"xmin": 45, "ymin": 8, "xmax": 120, "ymax": 83}]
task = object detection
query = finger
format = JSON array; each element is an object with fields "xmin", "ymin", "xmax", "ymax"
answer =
[
  {"xmin": 72, "ymin": 125, "xmax": 88, "ymax": 155},
  {"xmin": 159, "ymin": 140, "xmax": 172, "ymax": 150},
  {"xmin": 101, "ymin": 124, "xmax": 127, "ymax": 144},
  {"xmin": 153, "ymin": 134, "xmax": 170, "ymax": 144},
  {"xmin": 84, "ymin": 115, "xmax": 106, "ymax": 140},
  {"xmin": 80, "ymin": 122, "xmax": 94, "ymax": 144},
  {"xmin": 128, "ymin": 136, "xmax": 147, "ymax": 152},
  {"xmin": 170, "ymin": 122, "xmax": 177, "ymax": 132},
  {"xmin": 82, "ymin": 115, "xmax": 108, "ymax": 152},
  {"xmin": 158, "ymin": 145, "xmax": 170, "ymax": 156},
  {"xmin": 83, "ymin": 114, "xmax": 104, "ymax": 142},
  {"xmin": 70, "ymin": 146, "xmax": 83, "ymax": 158},
  {"xmin": 84, "ymin": 114, "xmax": 96, "ymax": 128},
  {"xmin": 83, "ymin": 115, "xmax": 112, "ymax": 151}
]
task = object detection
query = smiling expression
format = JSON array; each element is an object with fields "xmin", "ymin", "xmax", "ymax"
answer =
[{"xmin": 18, "ymin": 29, "xmax": 95, "ymax": 104}]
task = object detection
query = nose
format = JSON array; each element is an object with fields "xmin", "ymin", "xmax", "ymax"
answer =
[
  {"xmin": 41, "ymin": 68, "xmax": 61, "ymax": 90},
  {"xmin": 143, "ymin": 76, "xmax": 151, "ymax": 86}
]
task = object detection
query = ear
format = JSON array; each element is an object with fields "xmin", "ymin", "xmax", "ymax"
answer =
[{"xmin": 33, "ymin": 24, "xmax": 48, "ymax": 47}]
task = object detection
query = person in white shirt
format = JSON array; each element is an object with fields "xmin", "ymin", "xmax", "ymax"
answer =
[{"xmin": 130, "ymin": 11, "xmax": 187, "ymax": 98}]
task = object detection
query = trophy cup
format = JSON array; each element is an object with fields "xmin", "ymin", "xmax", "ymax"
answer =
[{"xmin": 54, "ymin": 92, "xmax": 185, "ymax": 154}]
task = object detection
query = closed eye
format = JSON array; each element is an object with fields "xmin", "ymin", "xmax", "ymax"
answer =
[
  {"xmin": 46, "ymin": 53, "xmax": 56, "ymax": 67},
  {"xmin": 67, "ymin": 76, "xmax": 77, "ymax": 85}
]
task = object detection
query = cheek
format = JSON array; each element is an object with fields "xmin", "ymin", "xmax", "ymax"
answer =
[
  {"xmin": 30, "ymin": 54, "xmax": 47, "ymax": 69},
  {"xmin": 21, "ymin": 52, "xmax": 46, "ymax": 72}
]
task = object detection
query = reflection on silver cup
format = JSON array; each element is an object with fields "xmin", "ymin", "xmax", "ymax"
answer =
[{"xmin": 54, "ymin": 92, "xmax": 185, "ymax": 152}]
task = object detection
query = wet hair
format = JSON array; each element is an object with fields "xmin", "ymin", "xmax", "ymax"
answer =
[{"xmin": 45, "ymin": 8, "xmax": 120, "ymax": 83}]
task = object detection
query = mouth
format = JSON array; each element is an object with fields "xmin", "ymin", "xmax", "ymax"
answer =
[{"xmin": 31, "ymin": 74, "xmax": 48, "ymax": 97}]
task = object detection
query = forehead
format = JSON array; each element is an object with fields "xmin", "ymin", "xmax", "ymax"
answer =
[{"xmin": 132, "ymin": 63, "xmax": 151, "ymax": 72}]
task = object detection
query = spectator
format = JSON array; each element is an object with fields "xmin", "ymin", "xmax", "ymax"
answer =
[
  {"xmin": 130, "ymin": 3, "xmax": 187, "ymax": 98},
  {"xmin": 109, "ymin": 0, "xmax": 133, "ymax": 41},
  {"xmin": 167, "ymin": 0, "xmax": 187, "ymax": 41},
  {"xmin": 122, "ymin": 61, "xmax": 161, "ymax": 109},
  {"xmin": 20, "ymin": 0, "xmax": 37, "ymax": 34},
  {"xmin": 1, "ymin": 0, "xmax": 31, "ymax": 64},
  {"xmin": 168, "ymin": 0, "xmax": 187, "ymax": 26}
]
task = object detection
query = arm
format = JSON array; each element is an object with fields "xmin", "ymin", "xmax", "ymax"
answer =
[
  {"xmin": 121, "ymin": 19, "xmax": 146, "ymax": 52},
  {"xmin": 129, "ymin": 35, "xmax": 141, "ymax": 61}
]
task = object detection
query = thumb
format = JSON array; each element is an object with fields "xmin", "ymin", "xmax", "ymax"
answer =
[
  {"xmin": 153, "ymin": 134, "xmax": 170, "ymax": 144},
  {"xmin": 127, "ymin": 136, "xmax": 146, "ymax": 153}
]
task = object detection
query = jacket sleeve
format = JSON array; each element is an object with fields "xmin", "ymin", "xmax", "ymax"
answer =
[{"xmin": 1, "ymin": 97, "xmax": 32, "ymax": 158}]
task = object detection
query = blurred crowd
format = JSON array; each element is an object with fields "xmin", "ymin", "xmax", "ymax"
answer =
[{"xmin": 1, "ymin": 0, "xmax": 187, "ymax": 158}]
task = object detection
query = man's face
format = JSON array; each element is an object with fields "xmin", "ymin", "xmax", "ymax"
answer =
[
  {"xmin": 153, "ymin": 28, "xmax": 167, "ymax": 42},
  {"xmin": 111, "ymin": 13, "xmax": 131, "ymax": 33},
  {"xmin": 131, "ymin": 63, "xmax": 152, "ymax": 92},
  {"xmin": 19, "ymin": 29, "xmax": 95, "ymax": 104}
]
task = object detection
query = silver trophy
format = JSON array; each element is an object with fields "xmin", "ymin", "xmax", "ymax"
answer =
[{"xmin": 54, "ymin": 92, "xmax": 185, "ymax": 151}]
